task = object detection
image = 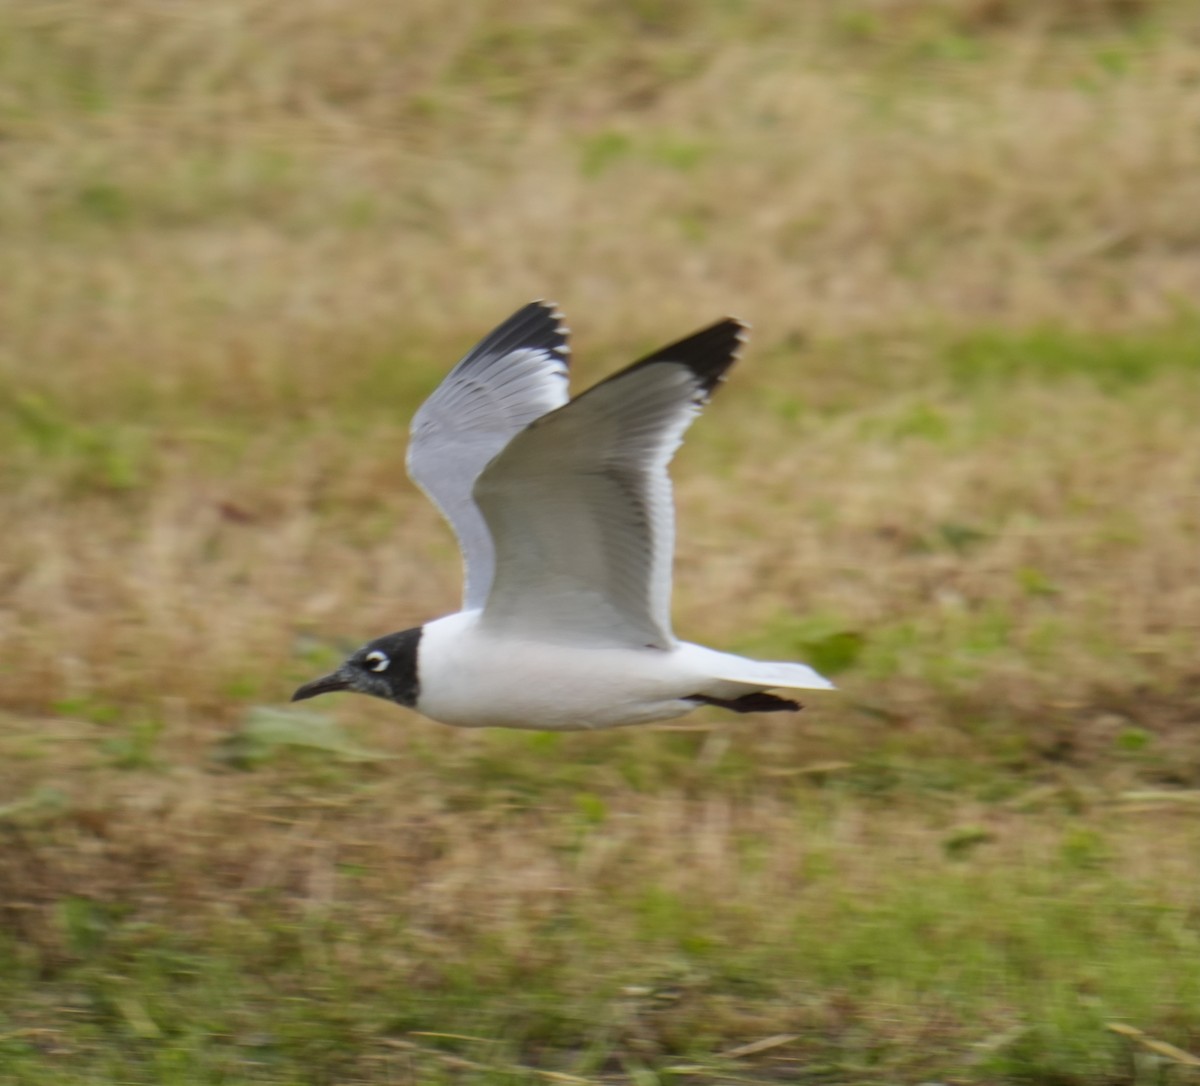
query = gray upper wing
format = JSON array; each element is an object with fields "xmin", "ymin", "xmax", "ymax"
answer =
[
  {"xmin": 406, "ymin": 302, "xmax": 570, "ymax": 610},
  {"xmin": 473, "ymin": 319, "xmax": 747, "ymax": 649}
]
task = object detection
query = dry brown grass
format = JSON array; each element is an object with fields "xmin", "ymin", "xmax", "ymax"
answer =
[
  {"xmin": 3, "ymin": 1, "xmax": 1200, "ymax": 1081},
  {"xmin": 4, "ymin": 0, "xmax": 1200, "ymax": 410}
]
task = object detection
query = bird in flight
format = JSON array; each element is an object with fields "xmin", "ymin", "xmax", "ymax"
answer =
[{"xmin": 292, "ymin": 302, "xmax": 833, "ymax": 729}]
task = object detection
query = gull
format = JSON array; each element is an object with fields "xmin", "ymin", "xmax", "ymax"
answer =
[{"xmin": 292, "ymin": 302, "xmax": 833, "ymax": 728}]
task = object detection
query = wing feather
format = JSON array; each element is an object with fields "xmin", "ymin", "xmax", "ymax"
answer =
[
  {"xmin": 474, "ymin": 319, "xmax": 747, "ymax": 648},
  {"xmin": 406, "ymin": 302, "xmax": 570, "ymax": 609}
]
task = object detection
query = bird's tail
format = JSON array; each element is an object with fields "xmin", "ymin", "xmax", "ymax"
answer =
[{"xmin": 706, "ymin": 653, "xmax": 835, "ymax": 693}]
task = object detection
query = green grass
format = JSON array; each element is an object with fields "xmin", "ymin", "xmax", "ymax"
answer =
[{"xmin": 1, "ymin": 792, "xmax": 1198, "ymax": 1084}]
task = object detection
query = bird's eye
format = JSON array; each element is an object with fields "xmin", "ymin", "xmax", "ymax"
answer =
[{"xmin": 364, "ymin": 650, "xmax": 389, "ymax": 672}]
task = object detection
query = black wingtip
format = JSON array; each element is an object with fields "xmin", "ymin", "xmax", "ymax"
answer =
[
  {"xmin": 458, "ymin": 301, "xmax": 571, "ymax": 371},
  {"xmin": 624, "ymin": 317, "xmax": 749, "ymax": 397}
]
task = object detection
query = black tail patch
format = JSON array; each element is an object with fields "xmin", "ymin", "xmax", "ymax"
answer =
[{"xmin": 688, "ymin": 692, "xmax": 802, "ymax": 714}]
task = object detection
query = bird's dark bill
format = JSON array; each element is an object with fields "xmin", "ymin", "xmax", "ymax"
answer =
[{"xmin": 291, "ymin": 671, "xmax": 350, "ymax": 702}]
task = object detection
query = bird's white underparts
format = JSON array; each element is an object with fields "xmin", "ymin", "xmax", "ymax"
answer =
[{"xmin": 292, "ymin": 302, "xmax": 833, "ymax": 730}]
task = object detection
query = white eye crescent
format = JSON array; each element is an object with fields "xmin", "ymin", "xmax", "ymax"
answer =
[{"xmin": 364, "ymin": 650, "xmax": 389, "ymax": 672}]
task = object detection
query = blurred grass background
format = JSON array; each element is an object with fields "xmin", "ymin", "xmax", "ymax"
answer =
[{"xmin": 3, "ymin": 1, "xmax": 1200, "ymax": 1082}]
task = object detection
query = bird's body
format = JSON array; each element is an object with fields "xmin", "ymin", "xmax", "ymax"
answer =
[
  {"xmin": 410, "ymin": 611, "xmax": 825, "ymax": 730},
  {"xmin": 293, "ymin": 302, "xmax": 832, "ymax": 728}
]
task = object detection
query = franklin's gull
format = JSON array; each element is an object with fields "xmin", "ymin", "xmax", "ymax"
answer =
[{"xmin": 292, "ymin": 302, "xmax": 833, "ymax": 728}]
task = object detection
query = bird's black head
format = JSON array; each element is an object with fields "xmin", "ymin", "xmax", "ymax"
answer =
[{"xmin": 291, "ymin": 626, "xmax": 422, "ymax": 708}]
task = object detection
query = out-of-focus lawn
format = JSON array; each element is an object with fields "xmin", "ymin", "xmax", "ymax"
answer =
[{"xmin": 3, "ymin": 2, "xmax": 1200, "ymax": 1082}]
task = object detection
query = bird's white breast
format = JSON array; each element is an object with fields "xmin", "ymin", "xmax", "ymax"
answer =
[{"xmin": 414, "ymin": 610, "xmax": 707, "ymax": 730}]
